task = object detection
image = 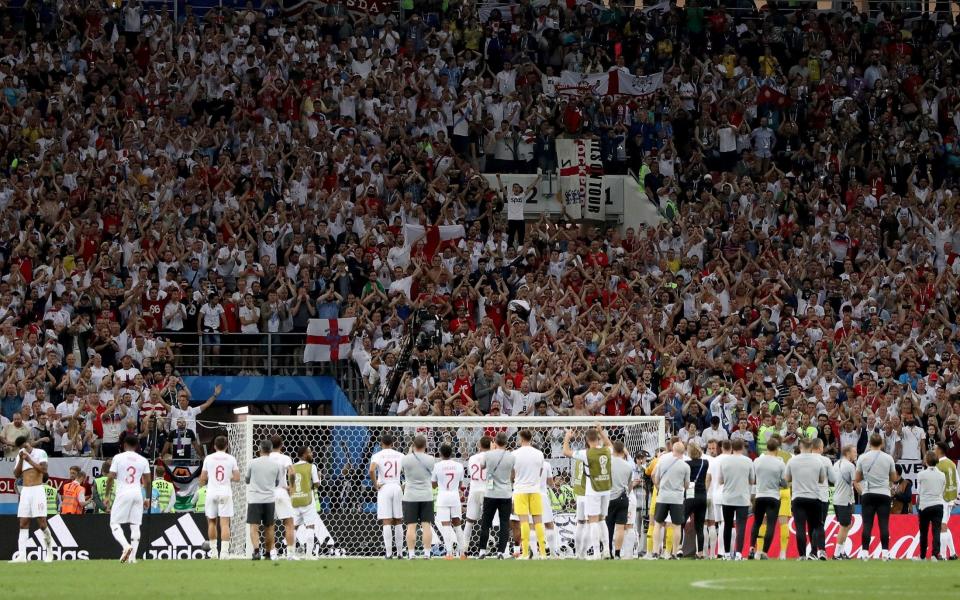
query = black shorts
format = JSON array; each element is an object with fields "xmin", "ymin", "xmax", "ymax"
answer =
[
  {"xmin": 834, "ymin": 503, "xmax": 853, "ymax": 528},
  {"xmin": 403, "ymin": 500, "xmax": 434, "ymax": 525},
  {"xmin": 607, "ymin": 493, "xmax": 630, "ymax": 525},
  {"xmin": 247, "ymin": 502, "xmax": 275, "ymax": 525},
  {"xmin": 654, "ymin": 502, "xmax": 684, "ymax": 524}
]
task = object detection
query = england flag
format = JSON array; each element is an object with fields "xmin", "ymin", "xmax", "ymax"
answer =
[{"xmin": 303, "ymin": 318, "xmax": 356, "ymax": 363}]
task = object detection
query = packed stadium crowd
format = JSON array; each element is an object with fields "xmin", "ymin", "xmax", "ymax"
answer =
[{"xmin": 0, "ymin": 0, "xmax": 959, "ymax": 522}]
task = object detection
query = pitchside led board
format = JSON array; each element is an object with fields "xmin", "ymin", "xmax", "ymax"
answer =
[{"xmin": 0, "ymin": 513, "xmax": 957, "ymax": 560}]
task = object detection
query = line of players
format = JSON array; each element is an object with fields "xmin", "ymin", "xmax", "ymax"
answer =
[
  {"xmin": 369, "ymin": 426, "xmax": 637, "ymax": 559},
  {"xmin": 8, "ymin": 432, "xmax": 333, "ymax": 563},
  {"xmin": 645, "ymin": 433, "xmax": 958, "ymax": 561}
]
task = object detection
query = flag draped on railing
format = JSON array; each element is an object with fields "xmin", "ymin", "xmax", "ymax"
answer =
[{"xmin": 304, "ymin": 318, "xmax": 356, "ymax": 363}]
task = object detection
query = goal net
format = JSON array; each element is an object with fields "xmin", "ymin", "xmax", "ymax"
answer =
[{"xmin": 222, "ymin": 416, "xmax": 665, "ymax": 558}]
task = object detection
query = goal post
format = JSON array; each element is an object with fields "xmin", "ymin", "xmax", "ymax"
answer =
[{"xmin": 222, "ymin": 416, "xmax": 665, "ymax": 558}]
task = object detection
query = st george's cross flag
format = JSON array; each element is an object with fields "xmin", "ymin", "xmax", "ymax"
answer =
[
  {"xmin": 303, "ymin": 318, "xmax": 356, "ymax": 363},
  {"xmin": 403, "ymin": 223, "xmax": 466, "ymax": 260}
]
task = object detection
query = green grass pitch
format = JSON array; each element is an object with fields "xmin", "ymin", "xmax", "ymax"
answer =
[{"xmin": 6, "ymin": 559, "xmax": 956, "ymax": 599}]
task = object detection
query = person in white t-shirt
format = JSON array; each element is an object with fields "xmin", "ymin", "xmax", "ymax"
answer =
[
  {"xmin": 199, "ymin": 294, "xmax": 226, "ymax": 357},
  {"xmin": 164, "ymin": 383, "xmax": 221, "ymax": 434},
  {"xmin": 496, "ymin": 173, "xmax": 541, "ymax": 248},
  {"xmin": 199, "ymin": 436, "xmax": 240, "ymax": 559},
  {"xmin": 105, "ymin": 435, "xmax": 151, "ymax": 563},
  {"xmin": 369, "ymin": 433, "xmax": 405, "ymax": 558},
  {"xmin": 268, "ymin": 435, "xmax": 296, "ymax": 560},
  {"xmin": 512, "ymin": 429, "xmax": 547, "ymax": 559},
  {"xmin": 431, "ymin": 443, "xmax": 466, "ymax": 559}
]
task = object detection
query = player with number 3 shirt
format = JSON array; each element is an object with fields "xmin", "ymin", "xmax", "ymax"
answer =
[
  {"xmin": 106, "ymin": 435, "xmax": 152, "ymax": 564},
  {"xmin": 369, "ymin": 433, "xmax": 405, "ymax": 558}
]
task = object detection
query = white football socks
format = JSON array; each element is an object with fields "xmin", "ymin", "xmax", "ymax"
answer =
[
  {"xmin": 129, "ymin": 525, "xmax": 140, "ymax": 559},
  {"xmin": 546, "ymin": 527, "xmax": 560, "ymax": 557},
  {"xmin": 110, "ymin": 525, "xmax": 129, "ymax": 550},
  {"xmin": 383, "ymin": 525, "xmax": 393, "ymax": 557},
  {"xmin": 463, "ymin": 522, "xmax": 474, "ymax": 553},
  {"xmin": 17, "ymin": 529, "xmax": 29, "ymax": 560}
]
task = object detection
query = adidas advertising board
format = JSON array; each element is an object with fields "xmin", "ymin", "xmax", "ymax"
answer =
[{"xmin": 0, "ymin": 514, "xmax": 208, "ymax": 560}]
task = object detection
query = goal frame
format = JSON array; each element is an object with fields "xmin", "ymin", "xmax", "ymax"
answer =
[{"xmin": 227, "ymin": 415, "xmax": 665, "ymax": 558}]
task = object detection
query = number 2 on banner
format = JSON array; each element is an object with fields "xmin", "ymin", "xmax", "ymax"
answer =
[{"xmin": 215, "ymin": 465, "xmax": 225, "ymax": 482}]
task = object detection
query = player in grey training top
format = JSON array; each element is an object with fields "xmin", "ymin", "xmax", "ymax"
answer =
[
  {"xmin": 718, "ymin": 439, "xmax": 754, "ymax": 560},
  {"xmin": 652, "ymin": 442, "xmax": 691, "ymax": 559},
  {"xmin": 401, "ymin": 435, "xmax": 436, "ymax": 559},
  {"xmin": 832, "ymin": 445, "xmax": 858, "ymax": 559},
  {"xmin": 246, "ymin": 439, "xmax": 283, "ymax": 560},
  {"xmin": 855, "ymin": 433, "xmax": 897, "ymax": 560},
  {"xmin": 477, "ymin": 432, "xmax": 516, "ymax": 559},
  {"xmin": 750, "ymin": 438, "xmax": 786, "ymax": 559},
  {"xmin": 811, "ymin": 439, "xmax": 835, "ymax": 559},
  {"xmin": 784, "ymin": 438, "xmax": 827, "ymax": 559}
]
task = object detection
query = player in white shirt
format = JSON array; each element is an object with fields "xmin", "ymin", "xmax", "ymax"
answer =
[
  {"xmin": 199, "ymin": 436, "xmax": 240, "ymax": 559},
  {"xmin": 268, "ymin": 434, "xmax": 296, "ymax": 560},
  {"xmin": 369, "ymin": 433, "xmax": 405, "ymax": 559},
  {"xmin": 512, "ymin": 429, "xmax": 547, "ymax": 559},
  {"xmin": 431, "ymin": 444, "xmax": 466, "ymax": 558},
  {"xmin": 11, "ymin": 436, "xmax": 53, "ymax": 563},
  {"xmin": 105, "ymin": 435, "xmax": 151, "ymax": 563},
  {"xmin": 705, "ymin": 439, "xmax": 730, "ymax": 558},
  {"xmin": 463, "ymin": 436, "xmax": 490, "ymax": 556}
]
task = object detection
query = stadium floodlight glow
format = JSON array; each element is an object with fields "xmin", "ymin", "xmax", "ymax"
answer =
[{"xmin": 232, "ymin": 406, "xmax": 249, "ymax": 416}]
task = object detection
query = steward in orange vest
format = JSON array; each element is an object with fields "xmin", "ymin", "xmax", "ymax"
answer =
[{"xmin": 60, "ymin": 467, "xmax": 87, "ymax": 515}]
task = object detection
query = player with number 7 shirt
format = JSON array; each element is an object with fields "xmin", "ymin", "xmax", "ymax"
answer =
[
  {"xmin": 199, "ymin": 436, "xmax": 241, "ymax": 559},
  {"xmin": 369, "ymin": 433, "xmax": 405, "ymax": 559}
]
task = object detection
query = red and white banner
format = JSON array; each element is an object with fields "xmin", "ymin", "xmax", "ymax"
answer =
[
  {"xmin": 557, "ymin": 138, "xmax": 604, "ymax": 221},
  {"xmin": 403, "ymin": 224, "xmax": 466, "ymax": 261},
  {"xmin": 556, "ymin": 70, "xmax": 664, "ymax": 98},
  {"xmin": 283, "ymin": 0, "xmax": 394, "ymax": 17},
  {"xmin": 0, "ymin": 457, "xmax": 104, "ymax": 513},
  {"xmin": 739, "ymin": 514, "xmax": 960, "ymax": 559},
  {"xmin": 304, "ymin": 318, "xmax": 356, "ymax": 363}
]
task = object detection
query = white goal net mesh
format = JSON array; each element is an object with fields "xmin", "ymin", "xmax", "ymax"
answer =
[{"xmin": 222, "ymin": 416, "xmax": 664, "ymax": 558}]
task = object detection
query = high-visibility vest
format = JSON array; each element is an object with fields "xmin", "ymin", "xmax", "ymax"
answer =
[
  {"xmin": 194, "ymin": 487, "xmax": 207, "ymax": 513},
  {"xmin": 153, "ymin": 479, "xmax": 175, "ymax": 513},
  {"xmin": 61, "ymin": 481, "xmax": 85, "ymax": 514},
  {"xmin": 95, "ymin": 476, "xmax": 114, "ymax": 512},
  {"xmin": 548, "ymin": 487, "xmax": 563, "ymax": 512},
  {"xmin": 43, "ymin": 484, "xmax": 59, "ymax": 516}
]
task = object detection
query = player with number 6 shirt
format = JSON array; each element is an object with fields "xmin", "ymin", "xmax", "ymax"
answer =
[{"xmin": 199, "ymin": 436, "xmax": 241, "ymax": 559}]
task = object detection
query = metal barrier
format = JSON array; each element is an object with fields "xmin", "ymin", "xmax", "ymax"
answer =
[{"xmin": 170, "ymin": 332, "xmax": 374, "ymax": 414}]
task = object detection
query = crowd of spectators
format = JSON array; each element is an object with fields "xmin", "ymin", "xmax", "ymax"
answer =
[{"xmin": 0, "ymin": 0, "xmax": 959, "ymax": 474}]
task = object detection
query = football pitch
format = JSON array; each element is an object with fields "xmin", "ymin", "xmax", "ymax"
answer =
[{"xmin": 6, "ymin": 560, "xmax": 956, "ymax": 599}]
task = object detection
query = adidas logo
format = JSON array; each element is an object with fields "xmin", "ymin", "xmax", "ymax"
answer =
[
  {"xmin": 22, "ymin": 515, "xmax": 90, "ymax": 560},
  {"xmin": 145, "ymin": 514, "xmax": 207, "ymax": 559}
]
